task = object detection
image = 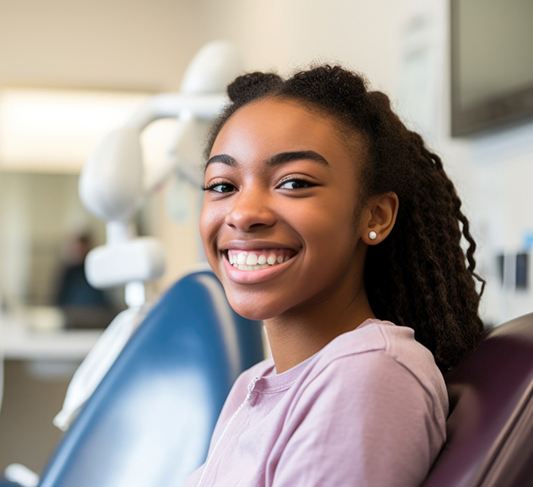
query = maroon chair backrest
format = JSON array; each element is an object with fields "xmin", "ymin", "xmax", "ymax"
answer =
[{"xmin": 424, "ymin": 313, "xmax": 533, "ymax": 487}]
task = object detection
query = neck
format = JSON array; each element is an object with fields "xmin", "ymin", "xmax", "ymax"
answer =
[{"xmin": 264, "ymin": 278, "xmax": 374, "ymax": 374}]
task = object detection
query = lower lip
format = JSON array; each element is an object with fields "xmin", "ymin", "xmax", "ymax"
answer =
[{"xmin": 221, "ymin": 253, "xmax": 297, "ymax": 284}]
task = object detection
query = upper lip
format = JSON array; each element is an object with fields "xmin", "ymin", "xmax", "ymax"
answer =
[{"xmin": 219, "ymin": 239, "xmax": 300, "ymax": 252}]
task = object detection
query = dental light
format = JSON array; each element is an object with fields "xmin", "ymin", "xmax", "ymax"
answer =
[{"xmin": 79, "ymin": 41, "xmax": 243, "ymax": 306}]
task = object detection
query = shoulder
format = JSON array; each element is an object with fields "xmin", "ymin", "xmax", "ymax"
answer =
[
  {"xmin": 299, "ymin": 319, "xmax": 448, "ymax": 418},
  {"xmin": 274, "ymin": 321, "xmax": 449, "ymax": 486}
]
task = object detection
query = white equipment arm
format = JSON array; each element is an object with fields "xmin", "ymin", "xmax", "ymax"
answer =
[{"xmin": 78, "ymin": 40, "xmax": 242, "ymax": 306}]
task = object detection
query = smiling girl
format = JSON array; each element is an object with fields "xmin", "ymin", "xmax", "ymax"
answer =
[{"xmin": 185, "ymin": 66, "xmax": 485, "ymax": 486}]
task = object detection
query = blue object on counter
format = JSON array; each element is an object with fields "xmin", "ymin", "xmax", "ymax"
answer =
[{"xmin": 523, "ymin": 231, "xmax": 533, "ymax": 250}]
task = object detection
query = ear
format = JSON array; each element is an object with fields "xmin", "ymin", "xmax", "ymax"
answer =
[{"xmin": 359, "ymin": 192, "xmax": 399, "ymax": 245}]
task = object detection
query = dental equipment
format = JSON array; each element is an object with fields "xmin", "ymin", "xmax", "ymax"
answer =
[
  {"xmin": 54, "ymin": 40, "xmax": 243, "ymax": 432},
  {"xmin": 79, "ymin": 40, "xmax": 243, "ymax": 306}
]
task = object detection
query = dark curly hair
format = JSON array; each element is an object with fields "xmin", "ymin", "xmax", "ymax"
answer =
[{"xmin": 205, "ymin": 65, "xmax": 486, "ymax": 371}]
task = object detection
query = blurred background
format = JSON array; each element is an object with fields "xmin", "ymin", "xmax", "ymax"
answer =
[{"xmin": 0, "ymin": 0, "xmax": 532, "ymax": 475}]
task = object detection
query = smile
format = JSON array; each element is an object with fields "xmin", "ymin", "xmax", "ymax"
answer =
[{"xmin": 226, "ymin": 249, "xmax": 295, "ymax": 271}]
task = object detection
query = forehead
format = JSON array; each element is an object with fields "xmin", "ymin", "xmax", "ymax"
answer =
[{"xmin": 210, "ymin": 97, "xmax": 365, "ymax": 164}]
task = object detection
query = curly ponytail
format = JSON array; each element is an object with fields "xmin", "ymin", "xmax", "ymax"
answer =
[{"xmin": 206, "ymin": 65, "xmax": 486, "ymax": 371}]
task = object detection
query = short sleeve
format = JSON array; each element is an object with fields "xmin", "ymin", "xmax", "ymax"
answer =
[{"xmin": 271, "ymin": 351, "xmax": 445, "ymax": 487}]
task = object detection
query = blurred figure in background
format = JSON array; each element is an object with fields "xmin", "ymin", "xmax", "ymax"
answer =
[{"xmin": 54, "ymin": 232, "xmax": 116, "ymax": 329}]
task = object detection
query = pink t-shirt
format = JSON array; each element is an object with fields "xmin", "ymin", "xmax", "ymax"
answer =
[{"xmin": 185, "ymin": 319, "xmax": 448, "ymax": 486}]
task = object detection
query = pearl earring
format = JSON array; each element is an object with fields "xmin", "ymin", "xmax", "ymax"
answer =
[{"xmin": 369, "ymin": 230, "xmax": 377, "ymax": 240}]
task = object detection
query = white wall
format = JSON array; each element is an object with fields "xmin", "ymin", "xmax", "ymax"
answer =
[{"xmin": 188, "ymin": 0, "xmax": 407, "ymax": 92}]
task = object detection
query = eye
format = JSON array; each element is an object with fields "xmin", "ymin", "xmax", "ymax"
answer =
[
  {"xmin": 277, "ymin": 178, "xmax": 316, "ymax": 190},
  {"xmin": 202, "ymin": 181, "xmax": 236, "ymax": 194}
]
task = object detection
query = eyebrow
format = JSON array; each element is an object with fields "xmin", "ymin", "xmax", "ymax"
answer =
[{"xmin": 204, "ymin": 150, "xmax": 330, "ymax": 170}]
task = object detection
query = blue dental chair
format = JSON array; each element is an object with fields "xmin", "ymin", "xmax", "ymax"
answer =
[{"xmin": 3, "ymin": 270, "xmax": 264, "ymax": 487}]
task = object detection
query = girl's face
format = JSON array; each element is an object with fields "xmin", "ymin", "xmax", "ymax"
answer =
[{"xmin": 200, "ymin": 97, "xmax": 368, "ymax": 321}]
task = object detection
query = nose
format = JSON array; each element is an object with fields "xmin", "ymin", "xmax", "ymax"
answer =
[{"xmin": 224, "ymin": 188, "xmax": 276, "ymax": 232}]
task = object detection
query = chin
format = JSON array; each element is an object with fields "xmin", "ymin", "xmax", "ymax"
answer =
[
  {"xmin": 227, "ymin": 301, "xmax": 274, "ymax": 321},
  {"xmin": 224, "ymin": 292, "xmax": 285, "ymax": 321}
]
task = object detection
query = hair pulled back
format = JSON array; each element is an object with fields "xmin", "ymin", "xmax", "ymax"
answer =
[{"xmin": 206, "ymin": 65, "xmax": 486, "ymax": 371}]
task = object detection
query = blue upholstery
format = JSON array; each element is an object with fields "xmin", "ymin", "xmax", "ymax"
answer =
[
  {"xmin": 0, "ymin": 480, "xmax": 21, "ymax": 487},
  {"xmin": 36, "ymin": 270, "xmax": 264, "ymax": 487}
]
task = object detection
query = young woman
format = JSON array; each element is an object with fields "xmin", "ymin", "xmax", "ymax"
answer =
[{"xmin": 185, "ymin": 65, "xmax": 485, "ymax": 486}]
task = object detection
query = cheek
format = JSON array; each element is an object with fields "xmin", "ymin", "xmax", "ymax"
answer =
[
  {"xmin": 199, "ymin": 203, "xmax": 222, "ymax": 259},
  {"xmin": 296, "ymin": 196, "xmax": 357, "ymax": 246},
  {"xmin": 199, "ymin": 206, "xmax": 209, "ymax": 248}
]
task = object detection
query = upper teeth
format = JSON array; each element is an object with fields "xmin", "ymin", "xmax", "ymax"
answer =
[{"xmin": 227, "ymin": 250, "xmax": 292, "ymax": 270}]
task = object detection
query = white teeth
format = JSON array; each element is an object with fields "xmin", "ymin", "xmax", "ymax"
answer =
[
  {"xmin": 234, "ymin": 263, "xmax": 268, "ymax": 271},
  {"xmin": 227, "ymin": 249, "xmax": 293, "ymax": 271}
]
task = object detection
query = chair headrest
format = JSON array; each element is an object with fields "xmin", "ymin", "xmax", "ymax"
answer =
[{"xmin": 424, "ymin": 313, "xmax": 533, "ymax": 487}]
